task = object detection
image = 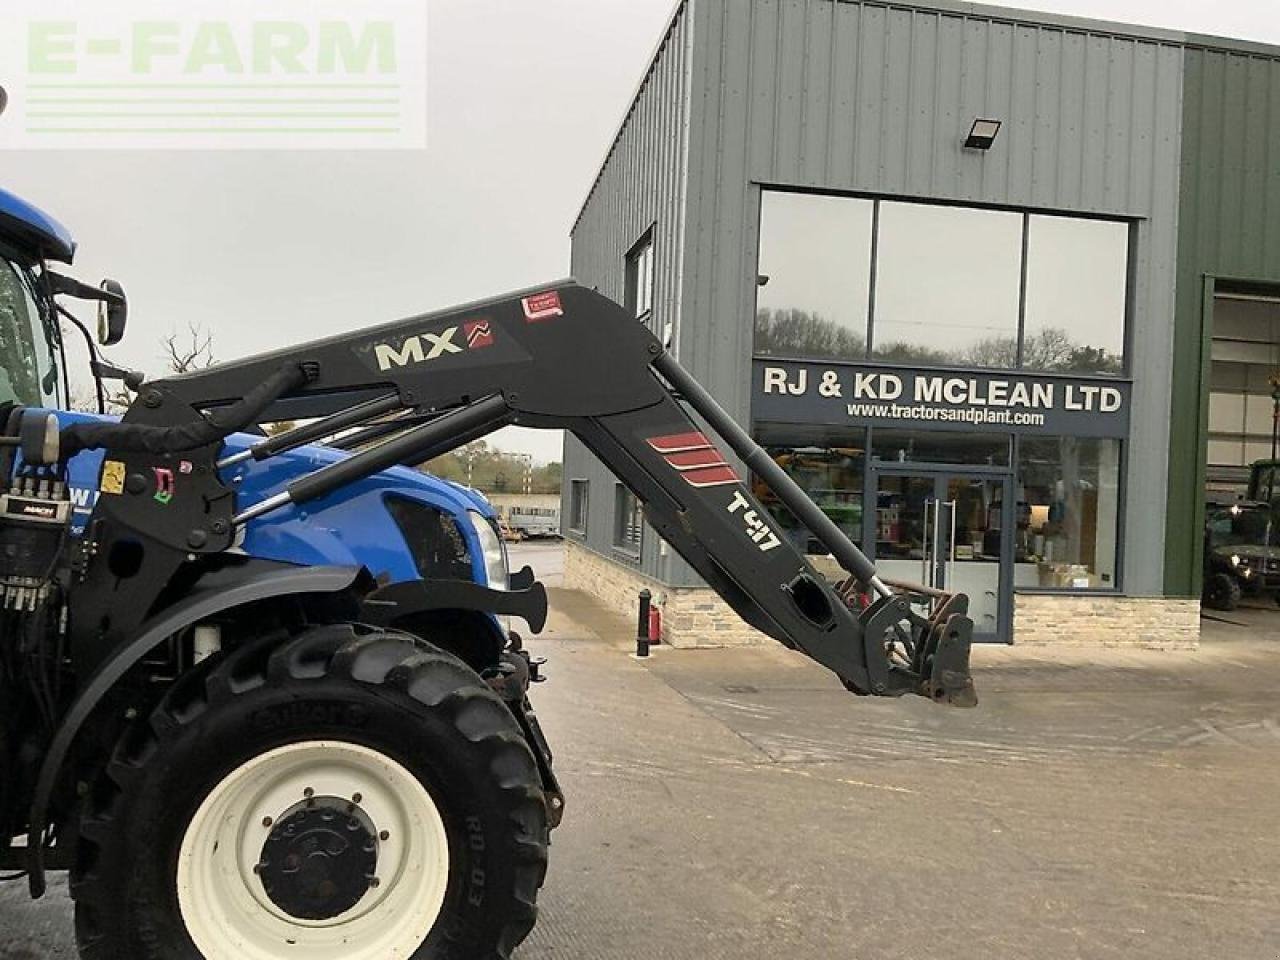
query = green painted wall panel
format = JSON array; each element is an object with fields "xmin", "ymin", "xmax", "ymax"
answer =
[{"xmin": 1165, "ymin": 49, "xmax": 1280, "ymax": 596}]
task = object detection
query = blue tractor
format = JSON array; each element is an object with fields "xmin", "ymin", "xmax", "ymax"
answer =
[{"xmin": 0, "ymin": 186, "xmax": 976, "ymax": 959}]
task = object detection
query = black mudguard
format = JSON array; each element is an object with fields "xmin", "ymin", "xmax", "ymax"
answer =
[{"xmin": 359, "ymin": 570, "xmax": 549, "ymax": 634}]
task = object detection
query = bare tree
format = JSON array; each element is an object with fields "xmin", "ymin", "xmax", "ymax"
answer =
[
  {"xmin": 964, "ymin": 336, "xmax": 1019, "ymax": 369},
  {"xmin": 1020, "ymin": 327, "xmax": 1075, "ymax": 371},
  {"xmin": 68, "ymin": 381, "xmax": 134, "ymax": 415},
  {"xmin": 162, "ymin": 323, "xmax": 215, "ymax": 374},
  {"xmin": 67, "ymin": 324, "xmax": 218, "ymax": 415},
  {"xmin": 754, "ymin": 308, "xmax": 865, "ymax": 360}
]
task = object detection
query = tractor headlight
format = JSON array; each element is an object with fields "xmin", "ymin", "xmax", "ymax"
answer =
[
  {"xmin": 1230, "ymin": 554, "xmax": 1242, "ymax": 568},
  {"xmin": 468, "ymin": 511, "xmax": 509, "ymax": 592}
]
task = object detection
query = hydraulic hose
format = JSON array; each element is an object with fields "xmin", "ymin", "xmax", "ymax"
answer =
[{"xmin": 58, "ymin": 362, "xmax": 313, "ymax": 459}]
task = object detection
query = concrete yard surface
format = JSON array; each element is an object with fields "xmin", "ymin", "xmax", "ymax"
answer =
[{"xmin": 3, "ymin": 572, "xmax": 1278, "ymax": 959}]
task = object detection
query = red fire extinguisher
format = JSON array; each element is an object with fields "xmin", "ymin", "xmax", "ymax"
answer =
[{"xmin": 648, "ymin": 604, "xmax": 662, "ymax": 645}]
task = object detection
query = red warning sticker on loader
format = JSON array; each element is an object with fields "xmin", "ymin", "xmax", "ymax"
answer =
[
  {"xmin": 522, "ymin": 291, "xmax": 564, "ymax": 323},
  {"xmin": 648, "ymin": 432, "xmax": 740, "ymax": 488}
]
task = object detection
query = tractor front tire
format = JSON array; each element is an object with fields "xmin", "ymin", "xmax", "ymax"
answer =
[{"xmin": 71, "ymin": 624, "xmax": 549, "ymax": 960}]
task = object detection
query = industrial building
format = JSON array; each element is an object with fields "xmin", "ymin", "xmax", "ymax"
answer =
[{"xmin": 562, "ymin": 0, "xmax": 1280, "ymax": 647}]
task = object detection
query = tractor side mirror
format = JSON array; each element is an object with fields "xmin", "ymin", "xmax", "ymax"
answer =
[{"xmin": 97, "ymin": 279, "xmax": 127, "ymax": 346}]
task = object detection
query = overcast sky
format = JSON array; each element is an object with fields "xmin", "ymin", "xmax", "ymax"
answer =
[{"xmin": 5, "ymin": 0, "xmax": 1279, "ymax": 464}]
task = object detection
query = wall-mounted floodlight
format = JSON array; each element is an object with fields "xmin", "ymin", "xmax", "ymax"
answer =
[{"xmin": 964, "ymin": 118, "xmax": 1001, "ymax": 150}]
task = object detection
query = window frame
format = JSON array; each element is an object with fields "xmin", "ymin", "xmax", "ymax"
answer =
[
  {"xmin": 568, "ymin": 478, "xmax": 589, "ymax": 536},
  {"xmin": 870, "ymin": 199, "xmax": 1024, "ymax": 367},
  {"xmin": 0, "ymin": 257, "xmax": 62, "ymax": 408},
  {"xmin": 752, "ymin": 186, "xmax": 1134, "ymax": 377},
  {"xmin": 754, "ymin": 191, "xmax": 875, "ymax": 362},
  {"xmin": 611, "ymin": 482, "xmax": 643, "ymax": 560},
  {"xmin": 1019, "ymin": 212, "xmax": 1132, "ymax": 376},
  {"xmin": 1007, "ymin": 432, "xmax": 1127, "ymax": 596},
  {"xmin": 625, "ymin": 228, "xmax": 656, "ymax": 326}
]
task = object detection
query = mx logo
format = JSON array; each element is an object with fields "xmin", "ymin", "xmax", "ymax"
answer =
[{"xmin": 373, "ymin": 326, "xmax": 464, "ymax": 371}]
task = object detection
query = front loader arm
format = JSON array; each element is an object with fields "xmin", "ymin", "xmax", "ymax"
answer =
[{"xmin": 63, "ymin": 281, "xmax": 975, "ymax": 704}]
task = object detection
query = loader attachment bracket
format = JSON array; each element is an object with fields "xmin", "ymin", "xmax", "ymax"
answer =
[
  {"xmin": 853, "ymin": 588, "xmax": 978, "ymax": 707},
  {"xmin": 926, "ymin": 614, "xmax": 979, "ymax": 708}
]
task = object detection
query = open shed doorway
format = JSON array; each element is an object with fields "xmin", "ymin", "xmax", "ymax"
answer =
[
  {"xmin": 1206, "ymin": 287, "xmax": 1280, "ymax": 497},
  {"xmin": 1202, "ymin": 284, "xmax": 1280, "ymax": 613}
]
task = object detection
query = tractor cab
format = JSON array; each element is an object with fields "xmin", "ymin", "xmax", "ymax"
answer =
[
  {"xmin": 0, "ymin": 187, "xmax": 129, "ymax": 413},
  {"xmin": 0, "ymin": 187, "xmax": 76, "ymax": 265},
  {"xmin": 0, "ymin": 189, "xmax": 73, "ymax": 408}
]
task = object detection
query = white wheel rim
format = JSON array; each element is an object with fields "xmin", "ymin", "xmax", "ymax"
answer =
[{"xmin": 177, "ymin": 740, "xmax": 450, "ymax": 960}]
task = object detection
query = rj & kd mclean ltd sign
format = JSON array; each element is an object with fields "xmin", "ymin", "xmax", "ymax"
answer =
[{"xmin": 752, "ymin": 359, "xmax": 1131, "ymax": 438}]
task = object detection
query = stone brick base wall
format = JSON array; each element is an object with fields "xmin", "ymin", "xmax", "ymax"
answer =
[
  {"xmin": 1012, "ymin": 594, "xmax": 1200, "ymax": 649},
  {"xmin": 563, "ymin": 541, "xmax": 769, "ymax": 647},
  {"xmin": 565, "ymin": 542, "xmax": 1202, "ymax": 650}
]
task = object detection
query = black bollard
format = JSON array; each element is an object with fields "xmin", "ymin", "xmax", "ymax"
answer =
[{"xmin": 635, "ymin": 589, "xmax": 652, "ymax": 658}]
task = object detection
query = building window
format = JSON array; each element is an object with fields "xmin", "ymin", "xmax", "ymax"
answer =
[
  {"xmin": 1015, "ymin": 436, "xmax": 1121, "ymax": 590},
  {"xmin": 753, "ymin": 190, "xmax": 1131, "ymax": 375},
  {"xmin": 625, "ymin": 231, "xmax": 655, "ymax": 322},
  {"xmin": 1023, "ymin": 216, "xmax": 1128, "ymax": 375},
  {"xmin": 753, "ymin": 424, "xmax": 866, "ymax": 556},
  {"xmin": 569, "ymin": 479, "xmax": 588, "ymax": 535},
  {"xmin": 872, "ymin": 201, "xmax": 1023, "ymax": 366},
  {"xmin": 613, "ymin": 483, "xmax": 643, "ymax": 556},
  {"xmin": 755, "ymin": 192, "xmax": 873, "ymax": 361}
]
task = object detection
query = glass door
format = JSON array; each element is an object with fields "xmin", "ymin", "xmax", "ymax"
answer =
[{"xmin": 871, "ymin": 467, "xmax": 1011, "ymax": 642}]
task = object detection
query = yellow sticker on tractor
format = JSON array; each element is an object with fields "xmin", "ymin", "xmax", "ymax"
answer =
[{"xmin": 101, "ymin": 460, "xmax": 126, "ymax": 495}]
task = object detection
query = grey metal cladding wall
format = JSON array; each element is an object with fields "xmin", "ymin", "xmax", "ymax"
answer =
[
  {"xmin": 681, "ymin": 0, "xmax": 1184, "ymax": 596},
  {"xmin": 563, "ymin": 2, "xmax": 692, "ymax": 577}
]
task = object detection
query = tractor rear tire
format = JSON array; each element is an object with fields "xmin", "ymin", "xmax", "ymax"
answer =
[{"xmin": 71, "ymin": 623, "xmax": 549, "ymax": 960}]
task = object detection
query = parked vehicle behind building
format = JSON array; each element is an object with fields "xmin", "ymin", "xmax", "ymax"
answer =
[
  {"xmin": 505, "ymin": 504, "xmax": 561, "ymax": 539},
  {"xmin": 1202, "ymin": 499, "xmax": 1280, "ymax": 610}
]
